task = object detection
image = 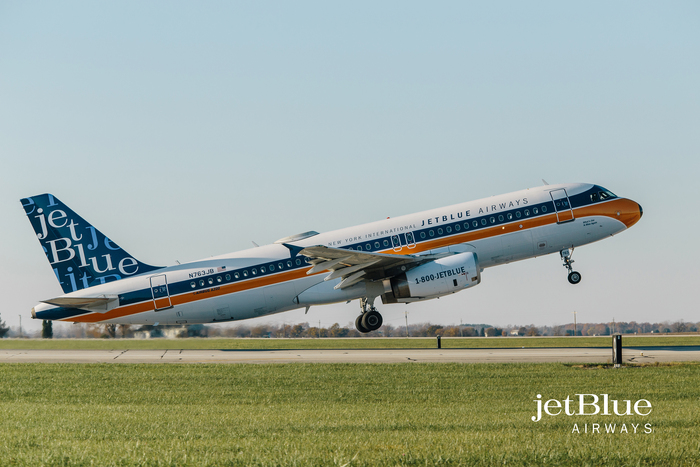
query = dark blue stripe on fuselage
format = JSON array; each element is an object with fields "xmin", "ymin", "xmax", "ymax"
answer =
[{"xmin": 35, "ymin": 306, "xmax": 90, "ymax": 321}]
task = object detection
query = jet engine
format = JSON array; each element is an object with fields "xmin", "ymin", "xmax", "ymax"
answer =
[{"xmin": 381, "ymin": 252, "xmax": 480, "ymax": 304}]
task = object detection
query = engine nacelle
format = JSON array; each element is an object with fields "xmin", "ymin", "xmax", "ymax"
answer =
[{"xmin": 382, "ymin": 252, "xmax": 480, "ymax": 304}]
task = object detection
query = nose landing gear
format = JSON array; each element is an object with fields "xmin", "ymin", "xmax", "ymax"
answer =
[
  {"xmin": 355, "ymin": 297, "xmax": 383, "ymax": 333},
  {"xmin": 561, "ymin": 248, "xmax": 582, "ymax": 284}
]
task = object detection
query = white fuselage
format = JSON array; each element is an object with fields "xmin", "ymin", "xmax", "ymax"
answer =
[{"xmin": 32, "ymin": 183, "xmax": 642, "ymax": 325}]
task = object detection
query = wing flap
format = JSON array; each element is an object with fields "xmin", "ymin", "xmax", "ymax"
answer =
[{"xmin": 299, "ymin": 245, "xmax": 445, "ymax": 289}]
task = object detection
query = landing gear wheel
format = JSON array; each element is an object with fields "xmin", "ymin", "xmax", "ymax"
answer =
[
  {"xmin": 561, "ymin": 248, "xmax": 581, "ymax": 285},
  {"xmin": 361, "ymin": 310, "xmax": 383, "ymax": 331},
  {"xmin": 355, "ymin": 315, "xmax": 370, "ymax": 333},
  {"xmin": 568, "ymin": 271, "xmax": 582, "ymax": 285}
]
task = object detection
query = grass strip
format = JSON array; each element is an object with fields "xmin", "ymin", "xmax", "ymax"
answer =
[
  {"xmin": 0, "ymin": 362, "xmax": 698, "ymax": 466},
  {"xmin": 1, "ymin": 335, "xmax": 699, "ymax": 350}
]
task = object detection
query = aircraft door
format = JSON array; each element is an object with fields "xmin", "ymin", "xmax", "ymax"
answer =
[
  {"xmin": 550, "ymin": 189, "xmax": 575, "ymax": 223},
  {"xmin": 150, "ymin": 274, "xmax": 172, "ymax": 311},
  {"xmin": 391, "ymin": 234, "xmax": 402, "ymax": 252},
  {"xmin": 405, "ymin": 231, "xmax": 416, "ymax": 249}
]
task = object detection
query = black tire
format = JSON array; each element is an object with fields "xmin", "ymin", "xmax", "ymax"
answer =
[
  {"xmin": 362, "ymin": 310, "xmax": 383, "ymax": 331},
  {"xmin": 355, "ymin": 315, "xmax": 370, "ymax": 333},
  {"xmin": 568, "ymin": 271, "xmax": 582, "ymax": 285}
]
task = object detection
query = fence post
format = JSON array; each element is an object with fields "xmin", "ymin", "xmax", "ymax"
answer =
[{"xmin": 612, "ymin": 333, "xmax": 622, "ymax": 368}]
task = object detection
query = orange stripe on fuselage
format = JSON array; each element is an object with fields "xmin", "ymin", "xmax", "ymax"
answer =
[
  {"xmin": 65, "ymin": 267, "xmax": 314, "ymax": 323},
  {"xmin": 66, "ymin": 198, "xmax": 639, "ymax": 323}
]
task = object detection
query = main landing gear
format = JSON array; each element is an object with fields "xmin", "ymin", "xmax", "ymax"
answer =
[
  {"xmin": 355, "ymin": 297, "xmax": 383, "ymax": 333},
  {"xmin": 561, "ymin": 248, "xmax": 582, "ymax": 285}
]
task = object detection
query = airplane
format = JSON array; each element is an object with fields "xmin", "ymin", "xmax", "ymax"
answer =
[{"xmin": 22, "ymin": 183, "xmax": 642, "ymax": 333}]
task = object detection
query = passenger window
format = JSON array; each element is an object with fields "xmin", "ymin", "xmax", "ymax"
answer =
[
  {"xmin": 463, "ymin": 223, "xmax": 469, "ymax": 230},
  {"xmin": 481, "ymin": 219, "xmax": 487, "ymax": 226},
  {"xmin": 251, "ymin": 268, "xmax": 257, "ymax": 275},
  {"xmin": 383, "ymin": 240, "xmax": 389, "ymax": 247},
  {"xmin": 524, "ymin": 209, "xmax": 530, "ymax": 216},
  {"xmin": 542, "ymin": 206, "xmax": 547, "ymax": 213},
  {"xmin": 446, "ymin": 226, "xmax": 452, "ymax": 233},
  {"xmin": 366, "ymin": 243, "xmax": 372, "ymax": 250},
  {"xmin": 507, "ymin": 213, "xmax": 513, "ymax": 220},
  {"xmin": 216, "ymin": 276, "xmax": 222, "ymax": 283},
  {"xmin": 533, "ymin": 208, "xmax": 539, "ymax": 215},
  {"xmin": 190, "ymin": 281, "xmax": 196, "ymax": 288},
  {"xmin": 295, "ymin": 259, "xmax": 301, "ymax": 266},
  {"xmin": 269, "ymin": 264, "xmax": 275, "ymax": 272},
  {"xmin": 357, "ymin": 245, "xmax": 363, "ymax": 251},
  {"xmin": 225, "ymin": 274, "xmax": 231, "ymax": 281},
  {"xmin": 260, "ymin": 266, "xmax": 266, "ymax": 273},
  {"xmin": 208, "ymin": 277, "xmax": 214, "ymax": 285},
  {"xmin": 243, "ymin": 270, "xmax": 248, "ymax": 277},
  {"xmin": 199, "ymin": 279, "xmax": 205, "ymax": 286},
  {"xmin": 516, "ymin": 211, "xmax": 521, "ymax": 218},
  {"xmin": 455, "ymin": 224, "xmax": 460, "ymax": 231},
  {"xmin": 437, "ymin": 228, "xmax": 443, "ymax": 235},
  {"xmin": 278, "ymin": 263, "xmax": 284, "ymax": 270},
  {"xmin": 234, "ymin": 272, "xmax": 240, "ymax": 279},
  {"xmin": 429, "ymin": 230, "xmax": 435, "ymax": 237},
  {"xmin": 287, "ymin": 260, "xmax": 292, "ymax": 268},
  {"xmin": 498, "ymin": 215, "xmax": 504, "ymax": 222},
  {"xmin": 474, "ymin": 220, "xmax": 480, "ymax": 227},
  {"xmin": 420, "ymin": 232, "xmax": 426, "ymax": 239},
  {"xmin": 374, "ymin": 242, "xmax": 380, "ymax": 249}
]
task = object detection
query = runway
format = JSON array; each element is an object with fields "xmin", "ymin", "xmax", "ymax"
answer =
[{"xmin": 1, "ymin": 347, "xmax": 699, "ymax": 364}]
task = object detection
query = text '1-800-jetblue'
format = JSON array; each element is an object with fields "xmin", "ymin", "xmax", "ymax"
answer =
[{"xmin": 22, "ymin": 182, "xmax": 642, "ymax": 333}]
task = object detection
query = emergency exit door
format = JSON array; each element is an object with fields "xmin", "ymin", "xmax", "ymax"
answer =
[
  {"xmin": 550, "ymin": 189, "xmax": 575, "ymax": 223},
  {"xmin": 150, "ymin": 274, "xmax": 172, "ymax": 310}
]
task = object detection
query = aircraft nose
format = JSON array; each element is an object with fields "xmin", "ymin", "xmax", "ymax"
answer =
[{"xmin": 618, "ymin": 199, "xmax": 643, "ymax": 228}]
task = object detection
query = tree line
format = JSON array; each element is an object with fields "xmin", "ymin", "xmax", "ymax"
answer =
[{"xmin": 2, "ymin": 313, "xmax": 697, "ymax": 339}]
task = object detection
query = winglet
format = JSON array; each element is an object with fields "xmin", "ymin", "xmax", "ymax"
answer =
[{"xmin": 282, "ymin": 243, "xmax": 305, "ymax": 259}]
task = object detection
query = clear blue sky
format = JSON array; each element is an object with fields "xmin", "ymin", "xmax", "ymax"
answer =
[{"xmin": 1, "ymin": 1, "xmax": 698, "ymax": 334}]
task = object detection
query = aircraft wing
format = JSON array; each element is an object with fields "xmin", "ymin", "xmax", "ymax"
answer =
[{"xmin": 298, "ymin": 245, "xmax": 444, "ymax": 289}]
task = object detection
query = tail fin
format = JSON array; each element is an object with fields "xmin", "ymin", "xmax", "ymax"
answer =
[{"xmin": 20, "ymin": 194, "xmax": 162, "ymax": 293}]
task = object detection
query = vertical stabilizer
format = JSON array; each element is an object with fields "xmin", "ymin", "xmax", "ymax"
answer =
[{"xmin": 20, "ymin": 194, "xmax": 162, "ymax": 293}]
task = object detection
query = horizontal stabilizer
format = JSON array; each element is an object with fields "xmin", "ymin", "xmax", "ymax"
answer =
[{"xmin": 41, "ymin": 295, "xmax": 119, "ymax": 312}]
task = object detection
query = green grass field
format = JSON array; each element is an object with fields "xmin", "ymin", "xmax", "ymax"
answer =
[
  {"xmin": 1, "ymin": 362, "xmax": 698, "ymax": 466},
  {"xmin": 1, "ymin": 335, "xmax": 699, "ymax": 350}
]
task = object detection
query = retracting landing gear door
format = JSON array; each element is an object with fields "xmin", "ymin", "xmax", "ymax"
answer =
[
  {"xmin": 550, "ymin": 189, "xmax": 575, "ymax": 223},
  {"xmin": 150, "ymin": 274, "xmax": 172, "ymax": 311}
]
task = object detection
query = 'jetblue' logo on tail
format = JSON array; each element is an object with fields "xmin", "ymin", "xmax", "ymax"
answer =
[{"xmin": 21, "ymin": 194, "xmax": 161, "ymax": 294}]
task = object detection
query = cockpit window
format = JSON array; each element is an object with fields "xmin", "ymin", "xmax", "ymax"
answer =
[{"xmin": 591, "ymin": 187, "xmax": 617, "ymax": 203}]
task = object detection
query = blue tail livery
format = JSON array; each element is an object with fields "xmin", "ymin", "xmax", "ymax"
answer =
[{"xmin": 20, "ymin": 194, "xmax": 162, "ymax": 293}]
